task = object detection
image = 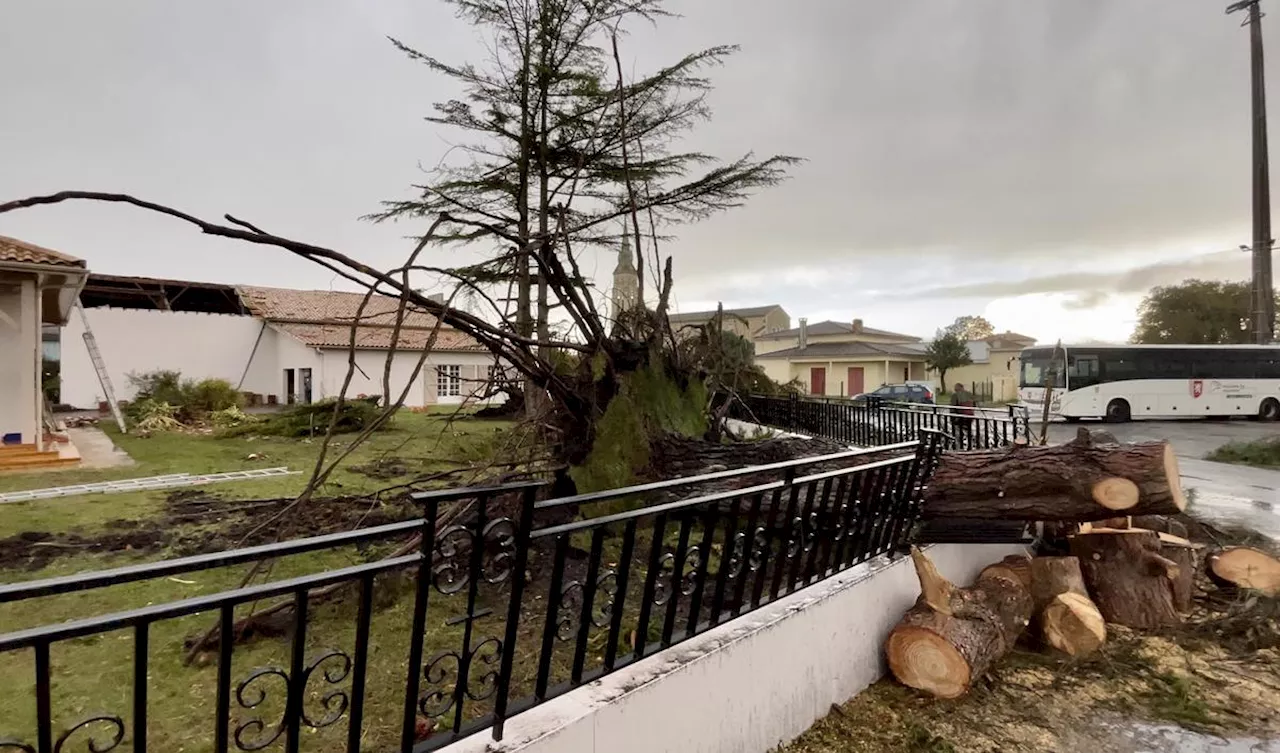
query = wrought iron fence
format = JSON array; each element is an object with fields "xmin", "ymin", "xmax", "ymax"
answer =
[
  {"xmin": 732, "ymin": 393, "xmax": 1031, "ymax": 449},
  {"xmin": 0, "ymin": 435, "xmax": 942, "ymax": 753}
]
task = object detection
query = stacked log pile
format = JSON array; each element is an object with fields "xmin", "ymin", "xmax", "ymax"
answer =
[{"xmin": 885, "ymin": 427, "xmax": 1280, "ymax": 698}]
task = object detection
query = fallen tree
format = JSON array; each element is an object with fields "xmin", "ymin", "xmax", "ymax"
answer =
[
  {"xmin": 885, "ymin": 548, "xmax": 1032, "ymax": 699},
  {"xmin": 1070, "ymin": 528, "xmax": 1182, "ymax": 629},
  {"xmin": 1029, "ymin": 556, "xmax": 1106, "ymax": 657},
  {"xmin": 921, "ymin": 428, "xmax": 1186, "ymax": 521}
]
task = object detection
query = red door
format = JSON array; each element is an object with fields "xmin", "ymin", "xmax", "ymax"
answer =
[
  {"xmin": 847, "ymin": 367, "xmax": 864, "ymax": 396},
  {"xmin": 810, "ymin": 367, "xmax": 826, "ymax": 395}
]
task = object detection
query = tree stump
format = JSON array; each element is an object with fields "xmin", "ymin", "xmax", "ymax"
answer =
[
  {"xmin": 1070, "ymin": 529, "xmax": 1182, "ymax": 628},
  {"xmin": 885, "ymin": 548, "xmax": 1032, "ymax": 699},
  {"xmin": 922, "ymin": 432, "xmax": 1185, "ymax": 521},
  {"xmin": 1157, "ymin": 533, "xmax": 1200, "ymax": 612},
  {"xmin": 1029, "ymin": 556, "xmax": 1106, "ymax": 656},
  {"xmin": 1207, "ymin": 546, "xmax": 1280, "ymax": 597}
]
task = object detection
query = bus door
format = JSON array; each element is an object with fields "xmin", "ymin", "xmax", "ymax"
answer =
[{"xmin": 1066, "ymin": 354, "xmax": 1100, "ymax": 415}]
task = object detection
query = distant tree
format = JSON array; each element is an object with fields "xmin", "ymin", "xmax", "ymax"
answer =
[
  {"xmin": 1131, "ymin": 280, "xmax": 1267, "ymax": 344},
  {"xmin": 925, "ymin": 330, "xmax": 973, "ymax": 388},
  {"xmin": 945, "ymin": 315, "xmax": 995, "ymax": 341}
]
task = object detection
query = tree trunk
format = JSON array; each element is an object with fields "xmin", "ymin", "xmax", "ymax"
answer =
[
  {"xmin": 1069, "ymin": 529, "xmax": 1182, "ymax": 628},
  {"xmin": 1207, "ymin": 546, "xmax": 1280, "ymax": 597},
  {"xmin": 922, "ymin": 433, "xmax": 1186, "ymax": 521},
  {"xmin": 885, "ymin": 548, "xmax": 1032, "ymax": 699}
]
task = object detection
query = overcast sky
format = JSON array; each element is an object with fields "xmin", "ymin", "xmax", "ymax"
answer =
[{"xmin": 0, "ymin": 0, "xmax": 1268, "ymax": 343}]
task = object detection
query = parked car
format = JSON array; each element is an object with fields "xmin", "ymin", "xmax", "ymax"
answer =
[{"xmin": 854, "ymin": 383, "xmax": 936, "ymax": 404}]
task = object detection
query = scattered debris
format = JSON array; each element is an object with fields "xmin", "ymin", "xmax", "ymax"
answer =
[{"xmin": 0, "ymin": 467, "xmax": 301, "ymax": 504}]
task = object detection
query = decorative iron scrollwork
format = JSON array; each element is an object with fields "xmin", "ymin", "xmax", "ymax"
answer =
[
  {"xmin": 234, "ymin": 667, "xmax": 290, "ymax": 751},
  {"xmin": 748, "ymin": 527, "xmax": 768, "ymax": 571},
  {"xmin": 0, "ymin": 741, "xmax": 35, "ymax": 753},
  {"xmin": 432, "ymin": 525, "xmax": 475, "ymax": 595},
  {"xmin": 725, "ymin": 531, "xmax": 747, "ymax": 580},
  {"xmin": 52, "ymin": 715, "xmax": 126, "ymax": 753},
  {"xmin": 300, "ymin": 650, "xmax": 352, "ymax": 729},
  {"xmin": 418, "ymin": 651, "xmax": 460, "ymax": 719},
  {"xmin": 556, "ymin": 581, "xmax": 583, "ymax": 640},
  {"xmin": 680, "ymin": 547, "xmax": 702, "ymax": 596},
  {"xmin": 480, "ymin": 518, "xmax": 517, "ymax": 584},
  {"xmin": 232, "ymin": 649, "xmax": 353, "ymax": 751},
  {"xmin": 652, "ymin": 552, "xmax": 676, "ymax": 606},
  {"xmin": 415, "ymin": 636, "xmax": 505, "ymax": 721},
  {"xmin": 592, "ymin": 570, "xmax": 618, "ymax": 628},
  {"xmin": 785, "ymin": 516, "xmax": 804, "ymax": 561}
]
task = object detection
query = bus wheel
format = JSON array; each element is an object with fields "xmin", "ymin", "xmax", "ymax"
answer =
[
  {"xmin": 1104, "ymin": 399, "xmax": 1131, "ymax": 423},
  {"xmin": 1260, "ymin": 398, "xmax": 1280, "ymax": 422}
]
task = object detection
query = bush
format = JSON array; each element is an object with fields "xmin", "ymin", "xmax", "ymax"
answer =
[
  {"xmin": 126, "ymin": 370, "xmax": 242, "ymax": 422},
  {"xmin": 130, "ymin": 399, "xmax": 184, "ymax": 433},
  {"xmin": 210, "ymin": 406, "xmax": 254, "ymax": 428},
  {"xmin": 224, "ymin": 397, "xmax": 383, "ymax": 438}
]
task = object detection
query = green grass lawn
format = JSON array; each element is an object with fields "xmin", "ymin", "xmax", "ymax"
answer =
[
  {"xmin": 0, "ymin": 408, "xmax": 521, "ymax": 752},
  {"xmin": 1205, "ymin": 436, "xmax": 1280, "ymax": 469},
  {"xmin": 0, "ymin": 409, "xmax": 512, "ymax": 539}
]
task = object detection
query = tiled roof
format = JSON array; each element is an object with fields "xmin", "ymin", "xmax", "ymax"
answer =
[
  {"xmin": 756, "ymin": 341, "xmax": 928, "ymax": 359},
  {"xmin": 757, "ymin": 320, "xmax": 921, "ymax": 342},
  {"xmin": 238, "ymin": 285, "xmax": 484, "ymax": 352},
  {"xmin": 0, "ymin": 236, "xmax": 86, "ymax": 268},
  {"xmin": 668, "ymin": 304, "xmax": 784, "ymax": 322}
]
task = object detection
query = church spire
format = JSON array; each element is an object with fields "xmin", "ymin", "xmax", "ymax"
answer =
[
  {"xmin": 610, "ymin": 225, "xmax": 639, "ymax": 317},
  {"xmin": 613, "ymin": 226, "xmax": 635, "ymax": 274}
]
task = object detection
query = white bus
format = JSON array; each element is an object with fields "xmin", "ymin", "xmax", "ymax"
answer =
[{"xmin": 1018, "ymin": 344, "xmax": 1280, "ymax": 422}]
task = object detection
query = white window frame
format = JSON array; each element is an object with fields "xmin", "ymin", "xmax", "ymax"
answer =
[{"xmin": 437, "ymin": 364, "xmax": 462, "ymax": 397}]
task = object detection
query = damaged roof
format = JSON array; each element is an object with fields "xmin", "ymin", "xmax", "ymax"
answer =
[
  {"xmin": 0, "ymin": 236, "xmax": 86, "ymax": 268},
  {"xmin": 237, "ymin": 285, "xmax": 484, "ymax": 352}
]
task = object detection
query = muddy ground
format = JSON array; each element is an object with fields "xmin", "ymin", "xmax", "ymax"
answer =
[{"xmin": 0, "ymin": 490, "xmax": 419, "ymax": 570}]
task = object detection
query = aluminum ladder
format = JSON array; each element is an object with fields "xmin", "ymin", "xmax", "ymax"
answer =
[{"xmin": 74, "ymin": 300, "xmax": 127, "ymax": 433}]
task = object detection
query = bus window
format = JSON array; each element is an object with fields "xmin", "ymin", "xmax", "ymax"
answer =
[
  {"xmin": 1068, "ymin": 355, "xmax": 1100, "ymax": 388},
  {"xmin": 1101, "ymin": 353, "xmax": 1139, "ymax": 381},
  {"xmin": 1020, "ymin": 353, "xmax": 1063, "ymax": 388}
]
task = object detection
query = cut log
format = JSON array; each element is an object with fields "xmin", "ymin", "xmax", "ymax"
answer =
[
  {"xmin": 1028, "ymin": 556, "xmax": 1106, "ymax": 656},
  {"xmin": 921, "ymin": 431, "xmax": 1185, "ymax": 521},
  {"xmin": 885, "ymin": 548, "xmax": 1033, "ymax": 699},
  {"xmin": 1207, "ymin": 547, "xmax": 1280, "ymax": 597},
  {"xmin": 1029, "ymin": 556, "xmax": 1089, "ymax": 611},
  {"xmin": 1042, "ymin": 592, "xmax": 1107, "ymax": 657},
  {"xmin": 978, "ymin": 553, "xmax": 1033, "ymax": 589},
  {"xmin": 1070, "ymin": 529, "xmax": 1182, "ymax": 628}
]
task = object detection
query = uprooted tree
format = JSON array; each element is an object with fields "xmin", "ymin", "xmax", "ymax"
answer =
[{"xmin": 0, "ymin": 0, "xmax": 798, "ymax": 492}]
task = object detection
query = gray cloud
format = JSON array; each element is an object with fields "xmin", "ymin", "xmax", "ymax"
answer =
[{"xmin": 0, "ymin": 0, "xmax": 1267, "ymax": 307}]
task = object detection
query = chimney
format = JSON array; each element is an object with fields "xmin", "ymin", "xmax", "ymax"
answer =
[
  {"xmin": 852, "ymin": 318, "xmax": 864, "ymax": 334},
  {"xmin": 798, "ymin": 318, "xmax": 808, "ymax": 350}
]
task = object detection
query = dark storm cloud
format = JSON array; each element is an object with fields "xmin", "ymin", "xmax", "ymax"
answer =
[
  {"xmin": 904, "ymin": 249, "xmax": 1249, "ymax": 300},
  {"xmin": 0, "ymin": 0, "xmax": 1266, "ymax": 298}
]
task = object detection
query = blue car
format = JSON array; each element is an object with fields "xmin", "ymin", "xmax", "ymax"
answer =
[{"xmin": 855, "ymin": 383, "xmax": 936, "ymax": 404}]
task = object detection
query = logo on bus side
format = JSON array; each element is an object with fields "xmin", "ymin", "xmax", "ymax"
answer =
[{"xmin": 1191, "ymin": 379, "xmax": 1204, "ymax": 398}]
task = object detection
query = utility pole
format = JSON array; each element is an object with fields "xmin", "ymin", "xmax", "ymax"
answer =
[{"xmin": 1229, "ymin": 0, "xmax": 1275, "ymax": 343}]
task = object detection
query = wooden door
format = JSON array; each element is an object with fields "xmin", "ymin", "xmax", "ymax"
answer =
[
  {"xmin": 847, "ymin": 366, "xmax": 864, "ymax": 396},
  {"xmin": 810, "ymin": 367, "xmax": 826, "ymax": 395}
]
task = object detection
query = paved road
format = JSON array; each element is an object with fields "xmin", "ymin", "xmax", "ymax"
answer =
[{"xmin": 1032, "ymin": 419, "xmax": 1280, "ymax": 540}]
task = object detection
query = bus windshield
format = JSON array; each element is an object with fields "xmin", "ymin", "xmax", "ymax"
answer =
[{"xmin": 1020, "ymin": 349, "xmax": 1064, "ymax": 388}]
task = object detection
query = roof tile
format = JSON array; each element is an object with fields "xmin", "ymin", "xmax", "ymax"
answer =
[{"xmin": 0, "ymin": 236, "xmax": 86, "ymax": 268}]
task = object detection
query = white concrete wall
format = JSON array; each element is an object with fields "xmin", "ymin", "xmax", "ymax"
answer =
[
  {"xmin": 61, "ymin": 308, "xmax": 270, "ymax": 408},
  {"xmin": 315, "ymin": 348, "xmax": 501, "ymax": 407},
  {"xmin": 0, "ymin": 278, "xmax": 40, "ymax": 445},
  {"xmin": 446, "ymin": 543, "xmax": 1028, "ymax": 753}
]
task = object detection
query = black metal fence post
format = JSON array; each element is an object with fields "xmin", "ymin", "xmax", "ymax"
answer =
[{"xmin": 491, "ymin": 485, "xmax": 538, "ymax": 740}]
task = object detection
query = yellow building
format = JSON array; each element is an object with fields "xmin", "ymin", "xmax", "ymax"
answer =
[
  {"xmin": 755, "ymin": 319, "xmax": 928, "ymax": 396},
  {"xmin": 927, "ymin": 331, "xmax": 1036, "ymax": 401}
]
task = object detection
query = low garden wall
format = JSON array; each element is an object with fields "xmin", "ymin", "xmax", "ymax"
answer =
[{"xmin": 442, "ymin": 542, "xmax": 1028, "ymax": 753}]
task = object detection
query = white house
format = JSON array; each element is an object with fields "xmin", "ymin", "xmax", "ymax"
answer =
[
  {"xmin": 60, "ymin": 273, "xmax": 507, "ymax": 410},
  {"xmin": 0, "ymin": 236, "xmax": 88, "ymax": 458}
]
